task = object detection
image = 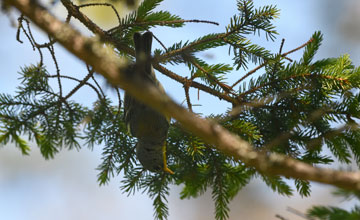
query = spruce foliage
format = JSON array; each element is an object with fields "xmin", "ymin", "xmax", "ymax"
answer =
[
  {"xmin": 2, "ymin": 0, "xmax": 360, "ymax": 219},
  {"xmin": 307, "ymin": 189, "xmax": 360, "ymax": 220}
]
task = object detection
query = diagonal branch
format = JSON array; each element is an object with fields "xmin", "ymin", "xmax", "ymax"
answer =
[
  {"xmin": 108, "ymin": 19, "xmax": 219, "ymax": 33},
  {"xmin": 152, "ymin": 63, "xmax": 238, "ymax": 104},
  {"xmin": 6, "ymin": 0, "xmax": 360, "ymax": 190}
]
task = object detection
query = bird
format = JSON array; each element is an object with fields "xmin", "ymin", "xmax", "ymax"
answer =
[{"xmin": 124, "ymin": 31, "xmax": 173, "ymax": 174}]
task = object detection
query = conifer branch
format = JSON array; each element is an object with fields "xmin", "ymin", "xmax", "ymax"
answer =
[
  {"xmin": 231, "ymin": 62, "xmax": 266, "ymax": 90},
  {"xmin": 108, "ymin": 19, "xmax": 219, "ymax": 33},
  {"xmin": 155, "ymin": 32, "xmax": 227, "ymax": 63},
  {"xmin": 7, "ymin": 0, "xmax": 360, "ymax": 191},
  {"xmin": 237, "ymin": 72, "xmax": 350, "ymax": 100},
  {"xmin": 282, "ymin": 38, "xmax": 314, "ymax": 58},
  {"xmin": 231, "ymin": 37, "xmax": 314, "ymax": 89},
  {"xmin": 191, "ymin": 59, "xmax": 235, "ymax": 95}
]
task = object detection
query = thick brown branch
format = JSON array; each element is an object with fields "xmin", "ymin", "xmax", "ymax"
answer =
[{"xmin": 7, "ymin": 0, "xmax": 360, "ymax": 190}]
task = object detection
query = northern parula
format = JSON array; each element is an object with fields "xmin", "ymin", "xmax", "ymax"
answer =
[{"xmin": 124, "ymin": 31, "xmax": 173, "ymax": 174}]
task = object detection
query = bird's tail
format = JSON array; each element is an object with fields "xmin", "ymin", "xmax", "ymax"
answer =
[{"xmin": 133, "ymin": 31, "xmax": 153, "ymax": 73}]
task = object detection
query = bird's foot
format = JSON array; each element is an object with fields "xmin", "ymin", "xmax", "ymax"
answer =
[{"xmin": 162, "ymin": 143, "xmax": 174, "ymax": 174}]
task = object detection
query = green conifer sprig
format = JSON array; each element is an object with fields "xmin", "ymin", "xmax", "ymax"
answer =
[
  {"xmin": 294, "ymin": 179, "xmax": 311, "ymax": 197},
  {"xmin": 0, "ymin": 65, "xmax": 87, "ymax": 158},
  {"xmin": 260, "ymin": 174, "xmax": 293, "ymax": 196},
  {"xmin": 84, "ymin": 98, "xmax": 137, "ymax": 182},
  {"xmin": 209, "ymin": 156, "xmax": 253, "ymax": 220},
  {"xmin": 305, "ymin": 188, "xmax": 360, "ymax": 219},
  {"xmin": 187, "ymin": 58, "xmax": 232, "ymax": 91},
  {"xmin": 120, "ymin": 167, "xmax": 145, "ymax": 195},
  {"xmin": 307, "ymin": 205, "xmax": 360, "ymax": 220},
  {"xmin": 110, "ymin": 0, "xmax": 183, "ymax": 48},
  {"xmin": 145, "ymin": 174, "xmax": 171, "ymax": 220}
]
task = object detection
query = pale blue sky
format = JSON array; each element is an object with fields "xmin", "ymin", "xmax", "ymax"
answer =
[{"xmin": 1, "ymin": 1, "xmax": 359, "ymax": 219}]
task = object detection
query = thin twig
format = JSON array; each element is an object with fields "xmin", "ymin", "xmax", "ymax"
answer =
[
  {"xmin": 16, "ymin": 14, "xmax": 24, "ymax": 43},
  {"xmin": 43, "ymin": 90, "xmax": 72, "ymax": 111},
  {"xmin": 279, "ymin": 38, "xmax": 285, "ymax": 54},
  {"xmin": 20, "ymin": 17, "xmax": 35, "ymax": 49},
  {"xmin": 184, "ymin": 78, "xmax": 193, "ymax": 112},
  {"xmin": 261, "ymin": 106, "xmax": 349, "ymax": 153},
  {"xmin": 65, "ymin": 12, "xmax": 71, "ymax": 23},
  {"xmin": 269, "ymin": 38, "xmax": 286, "ymax": 77},
  {"xmin": 287, "ymin": 207, "xmax": 310, "ymax": 220},
  {"xmin": 47, "ymin": 42, "xmax": 64, "ymax": 130},
  {"xmin": 231, "ymin": 62, "xmax": 266, "ymax": 90},
  {"xmin": 48, "ymin": 43, "xmax": 63, "ymax": 99},
  {"xmin": 47, "ymin": 74, "xmax": 103, "ymax": 100},
  {"xmin": 87, "ymin": 64, "xmax": 106, "ymax": 99},
  {"xmin": 282, "ymin": 38, "xmax": 314, "ymax": 57},
  {"xmin": 64, "ymin": 70, "xmax": 94, "ymax": 100},
  {"xmin": 275, "ymin": 214, "xmax": 289, "ymax": 220},
  {"xmin": 152, "ymin": 33, "xmax": 168, "ymax": 52},
  {"xmin": 230, "ymin": 37, "xmax": 314, "ymax": 89},
  {"xmin": 24, "ymin": 15, "xmax": 57, "ymax": 49},
  {"xmin": 115, "ymin": 88, "xmax": 122, "ymax": 118},
  {"xmin": 19, "ymin": 16, "xmax": 45, "ymax": 64},
  {"xmin": 91, "ymin": 75, "xmax": 106, "ymax": 99}
]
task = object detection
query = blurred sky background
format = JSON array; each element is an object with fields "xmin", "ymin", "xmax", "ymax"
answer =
[{"xmin": 1, "ymin": 0, "xmax": 360, "ymax": 219}]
